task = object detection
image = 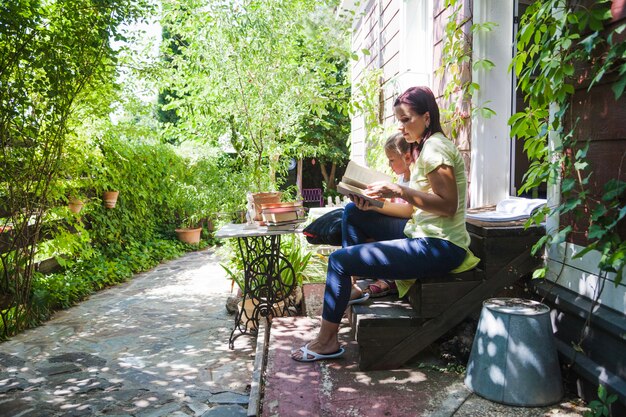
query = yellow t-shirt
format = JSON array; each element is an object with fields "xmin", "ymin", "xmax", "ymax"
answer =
[
  {"xmin": 403, "ymin": 132, "xmax": 470, "ymax": 250},
  {"xmin": 395, "ymin": 132, "xmax": 476, "ymax": 298}
]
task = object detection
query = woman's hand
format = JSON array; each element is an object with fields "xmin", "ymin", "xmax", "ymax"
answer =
[
  {"xmin": 363, "ymin": 181, "xmax": 403, "ymax": 200},
  {"xmin": 348, "ymin": 194, "xmax": 376, "ymax": 211}
]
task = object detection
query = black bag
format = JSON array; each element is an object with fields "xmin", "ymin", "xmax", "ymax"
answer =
[{"xmin": 303, "ymin": 208, "xmax": 344, "ymax": 246}]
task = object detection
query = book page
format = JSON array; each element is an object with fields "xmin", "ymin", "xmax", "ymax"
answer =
[
  {"xmin": 341, "ymin": 177, "xmax": 368, "ymax": 190},
  {"xmin": 335, "ymin": 161, "xmax": 394, "ymax": 209},
  {"xmin": 343, "ymin": 161, "xmax": 392, "ymax": 186},
  {"xmin": 336, "ymin": 181, "xmax": 385, "ymax": 208}
]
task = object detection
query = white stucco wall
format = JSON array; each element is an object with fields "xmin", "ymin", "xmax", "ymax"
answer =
[{"xmin": 469, "ymin": 0, "xmax": 514, "ymax": 207}]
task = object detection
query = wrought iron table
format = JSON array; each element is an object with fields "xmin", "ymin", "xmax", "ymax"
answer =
[{"xmin": 215, "ymin": 223, "xmax": 304, "ymax": 348}]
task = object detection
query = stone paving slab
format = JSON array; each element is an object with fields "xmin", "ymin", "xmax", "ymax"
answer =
[{"xmin": 0, "ymin": 249, "xmax": 253, "ymax": 417}]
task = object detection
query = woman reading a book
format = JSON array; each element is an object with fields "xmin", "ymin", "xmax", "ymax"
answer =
[{"xmin": 292, "ymin": 86, "xmax": 475, "ymax": 362}]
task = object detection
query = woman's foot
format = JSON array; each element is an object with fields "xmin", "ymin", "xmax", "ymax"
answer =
[
  {"xmin": 363, "ymin": 279, "xmax": 398, "ymax": 298},
  {"xmin": 291, "ymin": 338, "xmax": 342, "ymax": 362}
]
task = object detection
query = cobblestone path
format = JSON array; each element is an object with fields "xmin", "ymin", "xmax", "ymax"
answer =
[{"xmin": 0, "ymin": 249, "xmax": 253, "ymax": 417}]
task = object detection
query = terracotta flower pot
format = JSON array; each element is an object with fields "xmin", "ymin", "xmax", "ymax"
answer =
[
  {"xmin": 237, "ymin": 298, "xmax": 287, "ymax": 330},
  {"xmin": 68, "ymin": 198, "xmax": 84, "ymax": 214},
  {"xmin": 103, "ymin": 191, "xmax": 119, "ymax": 209},
  {"xmin": 175, "ymin": 227, "xmax": 202, "ymax": 244}
]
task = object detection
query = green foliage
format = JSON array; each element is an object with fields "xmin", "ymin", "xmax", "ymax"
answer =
[
  {"xmin": 436, "ymin": 0, "xmax": 496, "ymax": 140},
  {"xmin": 0, "ymin": 0, "xmax": 153, "ymax": 338},
  {"xmin": 220, "ymin": 235, "xmax": 312, "ymax": 296},
  {"xmin": 510, "ymin": 0, "xmax": 626, "ymax": 286},
  {"xmin": 351, "ymin": 68, "xmax": 392, "ymax": 171},
  {"xmin": 157, "ymin": 0, "xmax": 351, "ymax": 190},
  {"xmin": 584, "ymin": 384, "xmax": 618, "ymax": 417}
]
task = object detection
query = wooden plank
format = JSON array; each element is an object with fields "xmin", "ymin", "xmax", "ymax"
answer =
[
  {"xmin": 361, "ymin": 248, "xmax": 541, "ymax": 370},
  {"xmin": 412, "ymin": 280, "xmax": 482, "ymax": 318},
  {"xmin": 356, "ymin": 326, "xmax": 415, "ymax": 345}
]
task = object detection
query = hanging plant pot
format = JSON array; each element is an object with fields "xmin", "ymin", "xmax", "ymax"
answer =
[
  {"xmin": 68, "ymin": 197, "xmax": 84, "ymax": 214},
  {"xmin": 175, "ymin": 227, "xmax": 202, "ymax": 244},
  {"xmin": 103, "ymin": 191, "xmax": 119, "ymax": 209}
]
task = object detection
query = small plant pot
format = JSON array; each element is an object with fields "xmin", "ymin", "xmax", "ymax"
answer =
[
  {"xmin": 68, "ymin": 198, "xmax": 84, "ymax": 214},
  {"xmin": 237, "ymin": 298, "xmax": 287, "ymax": 330},
  {"xmin": 175, "ymin": 227, "xmax": 202, "ymax": 244},
  {"xmin": 103, "ymin": 191, "xmax": 119, "ymax": 209}
]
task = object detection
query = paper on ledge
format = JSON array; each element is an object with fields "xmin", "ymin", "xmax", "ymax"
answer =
[{"xmin": 466, "ymin": 197, "xmax": 547, "ymax": 222}]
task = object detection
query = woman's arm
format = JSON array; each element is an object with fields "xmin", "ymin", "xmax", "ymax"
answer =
[{"xmin": 365, "ymin": 164, "xmax": 458, "ymax": 217}]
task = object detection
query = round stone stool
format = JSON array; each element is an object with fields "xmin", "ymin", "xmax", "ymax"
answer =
[{"xmin": 464, "ymin": 298, "xmax": 563, "ymax": 406}]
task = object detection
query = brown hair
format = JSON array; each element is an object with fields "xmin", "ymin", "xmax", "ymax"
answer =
[
  {"xmin": 393, "ymin": 86, "xmax": 443, "ymax": 139},
  {"xmin": 384, "ymin": 132, "xmax": 410, "ymax": 156}
]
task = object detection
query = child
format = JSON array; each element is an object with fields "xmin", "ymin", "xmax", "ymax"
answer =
[
  {"xmin": 384, "ymin": 132, "xmax": 412, "ymax": 199},
  {"xmin": 349, "ymin": 132, "xmax": 414, "ymax": 302}
]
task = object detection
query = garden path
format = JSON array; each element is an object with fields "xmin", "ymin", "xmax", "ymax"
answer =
[{"xmin": 0, "ymin": 249, "xmax": 252, "ymax": 417}]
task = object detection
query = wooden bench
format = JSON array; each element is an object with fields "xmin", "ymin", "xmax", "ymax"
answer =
[{"xmin": 351, "ymin": 218, "xmax": 545, "ymax": 371}]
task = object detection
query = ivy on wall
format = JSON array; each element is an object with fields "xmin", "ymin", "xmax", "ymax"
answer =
[
  {"xmin": 510, "ymin": 0, "xmax": 625, "ymax": 286},
  {"xmin": 436, "ymin": 0, "xmax": 496, "ymax": 141}
]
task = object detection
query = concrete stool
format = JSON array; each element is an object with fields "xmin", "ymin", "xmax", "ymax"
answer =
[{"xmin": 464, "ymin": 298, "xmax": 563, "ymax": 406}]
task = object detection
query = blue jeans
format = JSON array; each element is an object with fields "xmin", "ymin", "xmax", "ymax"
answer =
[{"xmin": 323, "ymin": 203, "xmax": 465, "ymax": 323}]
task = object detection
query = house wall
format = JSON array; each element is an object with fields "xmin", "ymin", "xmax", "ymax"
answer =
[
  {"xmin": 340, "ymin": 0, "xmax": 432, "ymax": 164},
  {"xmin": 469, "ymin": 0, "xmax": 514, "ymax": 207},
  {"xmin": 545, "ymin": 0, "xmax": 626, "ymax": 315}
]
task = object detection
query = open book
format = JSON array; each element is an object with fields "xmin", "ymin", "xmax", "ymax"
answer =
[
  {"xmin": 336, "ymin": 161, "xmax": 393, "ymax": 208},
  {"xmin": 466, "ymin": 197, "xmax": 547, "ymax": 222}
]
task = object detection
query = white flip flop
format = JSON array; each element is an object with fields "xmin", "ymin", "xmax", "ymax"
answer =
[{"xmin": 292, "ymin": 343, "xmax": 345, "ymax": 362}]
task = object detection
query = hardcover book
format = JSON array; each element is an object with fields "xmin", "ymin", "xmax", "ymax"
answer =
[
  {"xmin": 262, "ymin": 210, "xmax": 305, "ymax": 224},
  {"xmin": 336, "ymin": 161, "xmax": 393, "ymax": 208}
]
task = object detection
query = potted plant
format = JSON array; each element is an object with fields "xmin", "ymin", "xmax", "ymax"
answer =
[
  {"xmin": 68, "ymin": 196, "xmax": 85, "ymax": 214},
  {"xmin": 91, "ymin": 160, "xmax": 121, "ymax": 209},
  {"xmin": 173, "ymin": 182, "xmax": 207, "ymax": 245}
]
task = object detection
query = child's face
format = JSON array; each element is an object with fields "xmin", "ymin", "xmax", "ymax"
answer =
[{"xmin": 385, "ymin": 148, "xmax": 411, "ymax": 176}]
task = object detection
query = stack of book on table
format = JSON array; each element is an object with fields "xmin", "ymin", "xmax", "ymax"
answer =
[{"xmin": 260, "ymin": 202, "xmax": 307, "ymax": 231}]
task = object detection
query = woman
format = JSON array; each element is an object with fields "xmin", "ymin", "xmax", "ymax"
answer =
[{"xmin": 292, "ymin": 86, "xmax": 472, "ymax": 362}]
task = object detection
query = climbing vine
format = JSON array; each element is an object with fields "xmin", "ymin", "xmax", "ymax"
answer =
[
  {"xmin": 436, "ymin": 0, "xmax": 496, "ymax": 140},
  {"xmin": 510, "ymin": 0, "xmax": 625, "ymax": 286},
  {"xmin": 350, "ymin": 67, "xmax": 390, "ymax": 171}
]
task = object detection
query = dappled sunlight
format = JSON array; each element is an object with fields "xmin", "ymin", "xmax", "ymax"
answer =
[
  {"xmin": 0, "ymin": 250, "xmax": 255, "ymax": 414},
  {"xmin": 353, "ymin": 369, "xmax": 428, "ymax": 386},
  {"xmin": 465, "ymin": 299, "xmax": 563, "ymax": 406}
]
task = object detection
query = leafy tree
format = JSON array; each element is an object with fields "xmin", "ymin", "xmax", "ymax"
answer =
[
  {"xmin": 157, "ymin": 0, "xmax": 352, "ymax": 191},
  {"xmin": 510, "ymin": 0, "xmax": 625, "ymax": 286},
  {"xmin": 0, "ymin": 0, "xmax": 152, "ymax": 338}
]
